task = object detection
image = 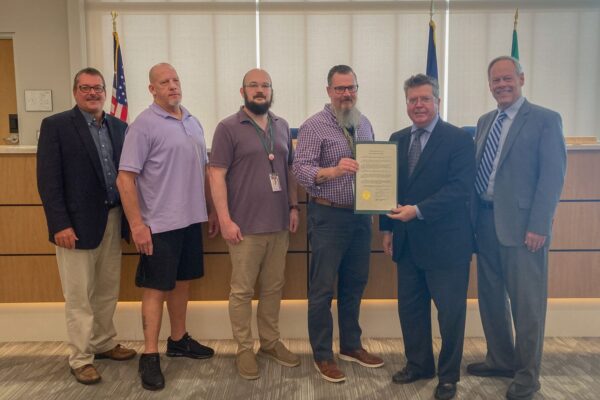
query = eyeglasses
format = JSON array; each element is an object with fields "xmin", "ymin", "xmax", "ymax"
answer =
[
  {"xmin": 407, "ymin": 96, "xmax": 435, "ymax": 105},
  {"xmin": 332, "ymin": 85, "xmax": 358, "ymax": 94},
  {"xmin": 244, "ymin": 82, "xmax": 272, "ymax": 90},
  {"xmin": 79, "ymin": 85, "xmax": 105, "ymax": 94}
]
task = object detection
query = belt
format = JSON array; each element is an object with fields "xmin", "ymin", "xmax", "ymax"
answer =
[
  {"xmin": 479, "ymin": 199, "xmax": 494, "ymax": 210},
  {"xmin": 312, "ymin": 197, "xmax": 353, "ymax": 210}
]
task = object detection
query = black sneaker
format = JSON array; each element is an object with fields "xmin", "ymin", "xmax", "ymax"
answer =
[
  {"xmin": 166, "ymin": 332, "xmax": 214, "ymax": 359},
  {"xmin": 139, "ymin": 353, "xmax": 165, "ymax": 391}
]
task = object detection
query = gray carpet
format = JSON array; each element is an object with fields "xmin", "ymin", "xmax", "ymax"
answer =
[{"xmin": 0, "ymin": 338, "xmax": 599, "ymax": 399}]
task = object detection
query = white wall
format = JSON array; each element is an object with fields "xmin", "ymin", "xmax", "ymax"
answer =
[{"xmin": 0, "ymin": 0, "xmax": 72, "ymax": 145}]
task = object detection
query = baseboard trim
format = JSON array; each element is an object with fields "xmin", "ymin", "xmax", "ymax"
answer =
[{"xmin": 1, "ymin": 298, "xmax": 599, "ymax": 342}]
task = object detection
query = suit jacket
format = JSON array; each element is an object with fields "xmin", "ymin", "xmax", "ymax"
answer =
[
  {"xmin": 472, "ymin": 99, "xmax": 566, "ymax": 246},
  {"xmin": 380, "ymin": 119, "xmax": 476, "ymax": 269},
  {"xmin": 37, "ymin": 106, "xmax": 129, "ymax": 249}
]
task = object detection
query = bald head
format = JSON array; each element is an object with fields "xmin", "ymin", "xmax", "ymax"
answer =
[
  {"xmin": 148, "ymin": 63, "xmax": 182, "ymax": 112},
  {"xmin": 242, "ymin": 68, "xmax": 272, "ymax": 88},
  {"xmin": 149, "ymin": 63, "xmax": 177, "ymax": 84}
]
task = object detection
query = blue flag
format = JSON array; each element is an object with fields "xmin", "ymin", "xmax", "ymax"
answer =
[{"xmin": 426, "ymin": 20, "xmax": 438, "ymax": 79}]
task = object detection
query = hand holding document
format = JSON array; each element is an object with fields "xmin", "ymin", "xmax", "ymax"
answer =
[{"xmin": 354, "ymin": 141, "xmax": 398, "ymax": 214}]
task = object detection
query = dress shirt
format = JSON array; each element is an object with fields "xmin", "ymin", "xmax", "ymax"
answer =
[
  {"xmin": 481, "ymin": 96, "xmax": 526, "ymax": 201},
  {"xmin": 293, "ymin": 104, "xmax": 375, "ymax": 205},
  {"xmin": 80, "ymin": 108, "xmax": 119, "ymax": 207}
]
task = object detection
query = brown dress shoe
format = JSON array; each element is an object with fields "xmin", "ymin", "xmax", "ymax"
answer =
[
  {"xmin": 314, "ymin": 360, "xmax": 346, "ymax": 383},
  {"xmin": 71, "ymin": 364, "xmax": 101, "ymax": 385},
  {"xmin": 95, "ymin": 344, "xmax": 137, "ymax": 361},
  {"xmin": 339, "ymin": 348, "xmax": 384, "ymax": 368}
]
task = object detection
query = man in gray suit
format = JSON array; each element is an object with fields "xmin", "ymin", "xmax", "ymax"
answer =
[{"xmin": 467, "ymin": 56, "xmax": 566, "ymax": 400}]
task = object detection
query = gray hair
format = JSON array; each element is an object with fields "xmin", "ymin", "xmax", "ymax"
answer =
[
  {"xmin": 487, "ymin": 56, "xmax": 523, "ymax": 78},
  {"xmin": 403, "ymin": 74, "xmax": 440, "ymax": 99}
]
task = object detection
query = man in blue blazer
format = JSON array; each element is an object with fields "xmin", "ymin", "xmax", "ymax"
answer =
[
  {"xmin": 467, "ymin": 56, "xmax": 566, "ymax": 400},
  {"xmin": 380, "ymin": 74, "xmax": 475, "ymax": 400},
  {"xmin": 37, "ymin": 67, "xmax": 135, "ymax": 385}
]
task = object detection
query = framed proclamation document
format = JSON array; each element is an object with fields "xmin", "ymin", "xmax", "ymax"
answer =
[{"xmin": 354, "ymin": 141, "xmax": 398, "ymax": 214}]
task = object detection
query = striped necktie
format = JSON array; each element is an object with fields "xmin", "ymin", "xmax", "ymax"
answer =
[
  {"xmin": 408, "ymin": 129, "xmax": 425, "ymax": 176},
  {"xmin": 475, "ymin": 111, "xmax": 508, "ymax": 195}
]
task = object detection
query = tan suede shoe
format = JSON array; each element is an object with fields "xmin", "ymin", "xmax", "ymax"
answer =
[
  {"xmin": 258, "ymin": 341, "xmax": 300, "ymax": 367},
  {"xmin": 236, "ymin": 349, "xmax": 259, "ymax": 380},
  {"xmin": 95, "ymin": 344, "xmax": 137, "ymax": 361},
  {"xmin": 71, "ymin": 364, "xmax": 101, "ymax": 385}
]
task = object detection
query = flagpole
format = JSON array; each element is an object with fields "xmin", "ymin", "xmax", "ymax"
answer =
[
  {"xmin": 111, "ymin": 11, "xmax": 118, "ymax": 72},
  {"xmin": 111, "ymin": 11, "xmax": 118, "ymax": 33},
  {"xmin": 511, "ymin": 8, "xmax": 520, "ymax": 60},
  {"xmin": 430, "ymin": 0, "xmax": 434, "ymax": 22}
]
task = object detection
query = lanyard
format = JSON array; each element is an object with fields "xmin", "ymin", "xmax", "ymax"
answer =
[
  {"xmin": 342, "ymin": 126, "xmax": 355, "ymax": 158},
  {"xmin": 246, "ymin": 112, "xmax": 276, "ymax": 172}
]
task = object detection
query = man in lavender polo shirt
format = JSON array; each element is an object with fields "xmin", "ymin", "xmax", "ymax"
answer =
[
  {"xmin": 117, "ymin": 63, "xmax": 218, "ymax": 391},
  {"xmin": 292, "ymin": 65, "xmax": 383, "ymax": 383},
  {"xmin": 210, "ymin": 68, "xmax": 300, "ymax": 380}
]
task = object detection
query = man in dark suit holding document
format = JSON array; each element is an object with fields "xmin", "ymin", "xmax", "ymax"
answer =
[{"xmin": 380, "ymin": 74, "xmax": 475, "ymax": 400}]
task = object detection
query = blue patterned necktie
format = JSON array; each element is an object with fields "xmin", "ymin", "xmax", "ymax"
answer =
[
  {"xmin": 408, "ymin": 129, "xmax": 425, "ymax": 176},
  {"xmin": 475, "ymin": 111, "xmax": 508, "ymax": 195}
]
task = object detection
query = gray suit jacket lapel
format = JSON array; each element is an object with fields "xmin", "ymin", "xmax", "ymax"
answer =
[
  {"xmin": 475, "ymin": 112, "xmax": 496, "ymax": 164},
  {"xmin": 497, "ymin": 99, "xmax": 530, "ymax": 169}
]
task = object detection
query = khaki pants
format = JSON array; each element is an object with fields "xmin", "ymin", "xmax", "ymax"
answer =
[
  {"xmin": 56, "ymin": 208, "xmax": 122, "ymax": 368},
  {"xmin": 228, "ymin": 230, "xmax": 289, "ymax": 352}
]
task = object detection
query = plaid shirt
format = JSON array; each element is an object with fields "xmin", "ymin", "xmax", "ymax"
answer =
[{"xmin": 293, "ymin": 104, "xmax": 375, "ymax": 205}]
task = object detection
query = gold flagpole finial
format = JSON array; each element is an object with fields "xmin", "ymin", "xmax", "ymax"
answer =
[
  {"xmin": 514, "ymin": 8, "xmax": 519, "ymax": 30},
  {"xmin": 430, "ymin": 0, "xmax": 434, "ymax": 21},
  {"xmin": 111, "ymin": 11, "xmax": 118, "ymax": 33}
]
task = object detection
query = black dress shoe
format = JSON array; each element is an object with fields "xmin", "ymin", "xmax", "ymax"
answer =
[
  {"xmin": 392, "ymin": 367, "xmax": 435, "ymax": 384},
  {"xmin": 467, "ymin": 362, "xmax": 515, "ymax": 378},
  {"xmin": 139, "ymin": 353, "xmax": 165, "ymax": 391},
  {"xmin": 435, "ymin": 382, "xmax": 457, "ymax": 400},
  {"xmin": 506, "ymin": 381, "xmax": 541, "ymax": 400}
]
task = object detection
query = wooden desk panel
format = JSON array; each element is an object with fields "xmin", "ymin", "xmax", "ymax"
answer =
[
  {"xmin": 552, "ymin": 202, "xmax": 600, "ymax": 249},
  {"xmin": 0, "ymin": 206, "xmax": 53, "ymax": 254},
  {"xmin": 562, "ymin": 150, "xmax": 600, "ymax": 199},
  {"xmin": 363, "ymin": 253, "xmax": 397, "ymax": 299},
  {"xmin": 0, "ymin": 256, "xmax": 63, "ymax": 302},
  {"xmin": 0, "ymin": 154, "xmax": 40, "ymax": 205}
]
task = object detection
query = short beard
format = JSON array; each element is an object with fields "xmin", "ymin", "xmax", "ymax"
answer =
[
  {"xmin": 334, "ymin": 105, "xmax": 361, "ymax": 131},
  {"xmin": 244, "ymin": 90, "xmax": 273, "ymax": 115}
]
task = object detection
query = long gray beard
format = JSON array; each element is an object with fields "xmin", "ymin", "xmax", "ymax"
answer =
[{"xmin": 334, "ymin": 106, "xmax": 361, "ymax": 131}]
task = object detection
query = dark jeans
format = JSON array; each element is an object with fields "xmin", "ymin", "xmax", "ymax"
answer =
[{"xmin": 307, "ymin": 202, "xmax": 372, "ymax": 361}]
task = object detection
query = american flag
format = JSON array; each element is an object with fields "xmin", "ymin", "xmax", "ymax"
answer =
[{"xmin": 110, "ymin": 31, "xmax": 128, "ymax": 122}]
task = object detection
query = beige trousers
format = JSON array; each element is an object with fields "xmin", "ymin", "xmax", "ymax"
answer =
[
  {"xmin": 228, "ymin": 230, "xmax": 289, "ymax": 353},
  {"xmin": 55, "ymin": 207, "xmax": 122, "ymax": 368}
]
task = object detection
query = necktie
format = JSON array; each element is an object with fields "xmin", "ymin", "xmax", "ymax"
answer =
[
  {"xmin": 408, "ymin": 129, "xmax": 425, "ymax": 176},
  {"xmin": 475, "ymin": 111, "xmax": 508, "ymax": 195}
]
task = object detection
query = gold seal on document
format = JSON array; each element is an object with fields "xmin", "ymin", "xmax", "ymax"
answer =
[{"xmin": 362, "ymin": 190, "xmax": 371, "ymax": 200}]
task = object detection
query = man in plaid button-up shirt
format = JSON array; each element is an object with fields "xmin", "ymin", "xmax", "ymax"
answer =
[{"xmin": 293, "ymin": 65, "xmax": 383, "ymax": 383}]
